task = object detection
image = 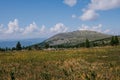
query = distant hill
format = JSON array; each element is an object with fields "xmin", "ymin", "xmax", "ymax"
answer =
[
  {"xmin": 33, "ymin": 30, "xmax": 112, "ymax": 48},
  {"xmin": 0, "ymin": 38, "xmax": 45, "ymax": 48}
]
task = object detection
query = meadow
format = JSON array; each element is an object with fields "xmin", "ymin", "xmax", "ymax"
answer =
[{"xmin": 0, "ymin": 46, "xmax": 120, "ymax": 80}]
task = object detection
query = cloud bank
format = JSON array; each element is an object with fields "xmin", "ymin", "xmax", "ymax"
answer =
[
  {"xmin": 80, "ymin": 0, "xmax": 120, "ymax": 21},
  {"xmin": 50, "ymin": 23, "xmax": 68, "ymax": 33},
  {"xmin": 64, "ymin": 0, "xmax": 120, "ymax": 21},
  {"xmin": 0, "ymin": 19, "xmax": 111, "ymax": 40},
  {"xmin": 79, "ymin": 24, "xmax": 110, "ymax": 33},
  {"xmin": 0, "ymin": 19, "xmax": 68, "ymax": 40}
]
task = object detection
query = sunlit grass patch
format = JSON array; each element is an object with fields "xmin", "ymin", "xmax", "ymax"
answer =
[{"xmin": 0, "ymin": 46, "xmax": 120, "ymax": 80}]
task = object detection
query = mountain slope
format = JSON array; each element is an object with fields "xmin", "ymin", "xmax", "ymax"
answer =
[{"xmin": 36, "ymin": 30, "xmax": 111, "ymax": 47}]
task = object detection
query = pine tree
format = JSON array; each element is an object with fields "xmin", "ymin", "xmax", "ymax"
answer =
[
  {"xmin": 16, "ymin": 41, "xmax": 22, "ymax": 50},
  {"xmin": 102, "ymin": 41, "xmax": 105, "ymax": 46},
  {"xmin": 114, "ymin": 36, "xmax": 119, "ymax": 45},
  {"xmin": 110, "ymin": 36, "xmax": 119, "ymax": 46},
  {"xmin": 110, "ymin": 36, "xmax": 114, "ymax": 46},
  {"xmin": 85, "ymin": 39, "xmax": 90, "ymax": 48},
  {"xmin": 45, "ymin": 43, "xmax": 49, "ymax": 49}
]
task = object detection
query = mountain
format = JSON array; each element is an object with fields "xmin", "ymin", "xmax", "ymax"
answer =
[
  {"xmin": 34, "ymin": 30, "xmax": 112, "ymax": 48},
  {"xmin": 0, "ymin": 38, "xmax": 45, "ymax": 48}
]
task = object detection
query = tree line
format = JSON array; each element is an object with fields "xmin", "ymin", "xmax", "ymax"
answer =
[
  {"xmin": 0, "ymin": 41, "xmax": 22, "ymax": 51},
  {"xmin": 51, "ymin": 36, "xmax": 119, "ymax": 48},
  {"xmin": 85, "ymin": 36, "xmax": 119, "ymax": 48},
  {"xmin": 0, "ymin": 36, "xmax": 119, "ymax": 51}
]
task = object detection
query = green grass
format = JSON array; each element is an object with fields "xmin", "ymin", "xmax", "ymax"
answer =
[{"xmin": 0, "ymin": 46, "xmax": 120, "ymax": 80}]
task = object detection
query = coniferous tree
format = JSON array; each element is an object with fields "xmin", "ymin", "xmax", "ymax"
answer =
[
  {"xmin": 45, "ymin": 43, "xmax": 49, "ymax": 49},
  {"xmin": 16, "ymin": 41, "xmax": 22, "ymax": 50},
  {"xmin": 12, "ymin": 47, "xmax": 16, "ymax": 50},
  {"xmin": 114, "ymin": 36, "xmax": 119, "ymax": 45},
  {"xmin": 28, "ymin": 47, "xmax": 32, "ymax": 50},
  {"xmin": 85, "ymin": 39, "xmax": 90, "ymax": 48},
  {"xmin": 110, "ymin": 36, "xmax": 119, "ymax": 46},
  {"xmin": 110, "ymin": 36, "xmax": 114, "ymax": 46},
  {"xmin": 0, "ymin": 47, "xmax": 5, "ymax": 51},
  {"xmin": 102, "ymin": 41, "xmax": 105, "ymax": 46}
]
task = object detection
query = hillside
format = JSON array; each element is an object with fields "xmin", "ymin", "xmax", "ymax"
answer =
[{"xmin": 35, "ymin": 30, "xmax": 111, "ymax": 48}]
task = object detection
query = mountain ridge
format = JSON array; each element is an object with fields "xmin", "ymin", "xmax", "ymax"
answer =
[{"xmin": 33, "ymin": 30, "xmax": 112, "ymax": 48}]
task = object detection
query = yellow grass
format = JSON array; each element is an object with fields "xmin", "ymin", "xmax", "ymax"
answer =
[{"xmin": 0, "ymin": 46, "xmax": 120, "ymax": 80}]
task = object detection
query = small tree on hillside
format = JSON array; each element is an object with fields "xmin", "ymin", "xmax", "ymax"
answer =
[
  {"xmin": 85, "ymin": 39, "xmax": 90, "ymax": 48},
  {"xmin": 110, "ymin": 36, "xmax": 115, "ymax": 46},
  {"xmin": 110, "ymin": 36, "xmax": 119, "ymax": 46},
  {"xmin": 12, "ymin": 47, "xmax": 16, "ymax": 51},
  {"xmin": 102, "ymin": 41, "xmax": 105, "ymax": 46},
  {"xmin": 114, "ymin": 36, "xmax": 119, "ymax": 45},
  {"xmin": 16, "ymin": 41, "xmax": 22, "ymax": 50},
  {"xmin": 45, "ymin": 43, "xmax": 49, "ymax": 49}
]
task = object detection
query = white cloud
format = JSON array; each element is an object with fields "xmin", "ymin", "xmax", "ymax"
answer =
[
  {"xmin": 104, "ymin": 29, "xmax": 110, "ymax": 33},
  {"xmin": 79, "ymin": 24, "xmax": 89, "ymax": 31},
  {"xmin": 64, "ymin": 0, "xmax": 77, "ymax": 7},
  {"xmin": 50, "ymin": 23, "xmax": 68, "ymax": 33},
  {"xmin": 80, "ymin": 0, "xmax": 120, "ymax": 21},
  {"xmin": 0, "ymin": 24, "xmax": 5, "ymax": 33},
  {"xmin": 89, "ymin": 0, "xmax": 120, "ymax": 10},
  {"xmin": 79, "ymin": 24, "xmax": 110, "ymax": 33},
  {"xmin": 40, "ymin": 25, "xmax": 46, "ymax": 32},
  {"xmin": 0, "ymin": 19, "xmax": 48, "ymax": 39},
  {"xmin": 0, "ymin": 24, "xmax": 3, "ymax": 28},
  {"xmin": 23, "ymin": 22, "xmax": 39, "ymax": 34},
  {"xmin": 0, "ymin": 19, "xmax": 69, "ymax": 39},
  {"xmin": 3, "ymin": 19, "xmax": 46, "ymax": 35},
  {"xmin": 5, "ymin": 19, "xmax": 23, "ymax": 34},
  {"xmin": 80, "ymin": 9, "xmax": 99, "ymax": 21},
  {"xmin": 72, "ymin": 14, "xmax": 77, "ymax": 18}
]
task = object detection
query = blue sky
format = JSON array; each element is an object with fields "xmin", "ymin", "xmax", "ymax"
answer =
[{"xmin": 0, "ymin": 0, "xmax": 120, "ymax": 40}]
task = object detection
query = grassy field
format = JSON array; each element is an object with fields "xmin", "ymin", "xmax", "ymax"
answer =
[{"xmin": 0, "ymin": 46, "xmax": 120, "ymax": 80}]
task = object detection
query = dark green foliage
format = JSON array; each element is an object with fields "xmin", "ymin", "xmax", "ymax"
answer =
[
  {"xmin": 63, "ymin": 69, "xmax": 69, "ymax": 76},
  {"xmin": 10, "ymin": 71, "xmax": 15, "ymax": 80},
  {"xmin": 90, "ymin": 71, "xmax": 97, "ymax": 80},
  {"xmin": 28, "ymin": 47, "xmax": 32, "ymax": 50},
  {"xmin": 45, "ymin": 43, "xmax": 49, "ymax": 49},
  {"xmin": 12, "ymin": 47, "xmax": 16, "ymax": 51},
  {"xmin": 0, "ymin": 47, "xmax": 5, "ymax": 51},
  {"xmin": 85, "ymin": 74, "xmax": 90, "ymax": 80},
  {"xmin": 114, "ymin": 36, "xmax": 119, "ymax": 45},
  {"xmin": 102, "ymin": 41, "xmax": 105, "ymax": 46},
  {"xmin": 85, "ymin": 39, "xmax": 90, "ymax": 48},
  {"xmin": 110, "ymin": 36, "xmax": 115, "ymax": 46},
  {"xmin": 85, "ymin": 71, "xmax": 97, "ymax": 80},
  {"xmin": 16, "ymin": 41, "xmax": 22, "ymax": 50},
  {"xmin": 0, "ymin": 47, "xmax": 11, "ymax": 51},
  {"xmin": 34, "ymin": 45, "xmax": 40, "ymax": 50},
  {"xmin": 40, "ymin": 72, "xmax": 51, "ymax": 80},
  {"xmin": 110, "ymin": 36, "xmax": 119, "ymax": 46}
]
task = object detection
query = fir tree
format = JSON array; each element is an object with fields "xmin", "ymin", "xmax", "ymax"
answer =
[
  {"xmin": 114, "ymin": 36, "xmax": 119, "ymax": 45},
  {"xmin": 45, "ymin": 43, "xmax": 49, "ymax": 49},
  {"xmin": 16, "ymin": 41, "xmax": 22, "ymax": 50},
  {"xmin": 85, "ymin": 39, "xmax": 90, "ymax": 48},
  {"xmin": 110, "ymin": 36, "xmax": 114, "ymax": 46},
  {"xmin": 110, "ymin": 36, "xmax": 119, "ymax": 46}
]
